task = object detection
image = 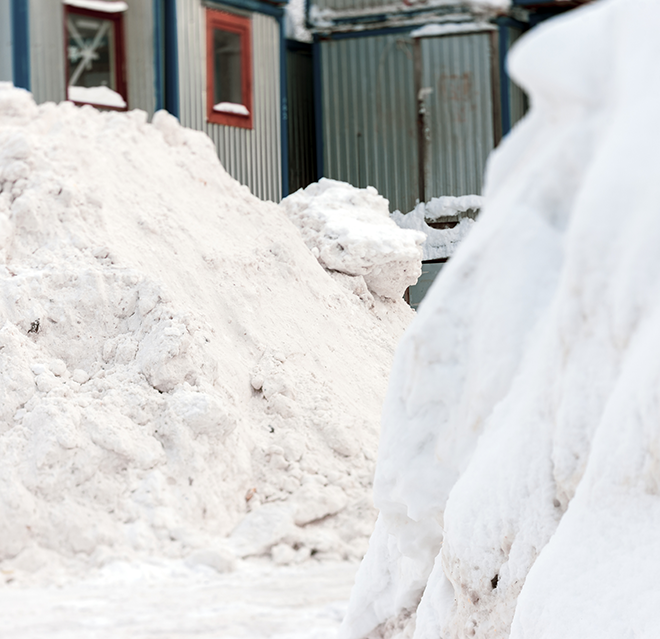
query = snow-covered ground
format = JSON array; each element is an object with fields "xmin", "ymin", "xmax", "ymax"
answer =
[
  {"xmin": 0, "ymin": 81, "xmax": 424, "ymax": 636},
  {"xmin": 1, "ymin": 559, "xmax": 357, "ymax": 638}
]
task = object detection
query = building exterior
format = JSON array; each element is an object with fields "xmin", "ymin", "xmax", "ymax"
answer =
[
  {"xmin": 0, "ymin": 0, "xmax": 290, "ymax": 201},
  {"xmin": 307, "ymin": 0, "xmax": 591, "ymax": 213}
]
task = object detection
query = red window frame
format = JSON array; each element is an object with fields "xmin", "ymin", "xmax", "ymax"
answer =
[
  {"xmin": 206, "ymin": 9, "xmax": 253, "ymax": 129},
  {"xmin": 64, "ymin": 5, "xmax": 128, "ymax": 111}
]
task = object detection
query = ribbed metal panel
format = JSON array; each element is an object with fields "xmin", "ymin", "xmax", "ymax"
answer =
[
  {"xmin": 125, "ymin": 0, "xmax": 157, "ymax": 116},
  {"xmin": 320, "ymin": 33, "xmax": 418, "ymax": 213},
  {"xmin": 286, "ymin": 42, "xmax": 316, "ymax": 193},
  {"xmin": 313, "ymin": 0, "xmax": 407, "ymax": 14},
  {"xmin": 177, "ymin": 0, "xmax": 282, "ymax": 202},
  {"xmin": 25, "ymin": 0, "xmax": 155, "ymax": 113},
  {"xmin": 0, "ymin": 0, "xmax": 11, "ymax": 82},
  {"xmin": 29, "ymin": 0, "xmax": 65, "ymax": 104},
  {"xmin": 420, "ymin": 31, "xmax": 494, "ymax": 197}
]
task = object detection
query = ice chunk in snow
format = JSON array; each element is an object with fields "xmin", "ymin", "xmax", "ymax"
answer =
[{"xmin": 281, "ymin": 179, "xmax": 424, "ymax": 300}]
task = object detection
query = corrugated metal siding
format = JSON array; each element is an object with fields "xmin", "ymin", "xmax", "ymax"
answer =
[
  {"xmin": 0, "ymin": 0, "xmax": 11, "ymax": 82},
  {"xmin": 420, "ymin": 32, "xmax": 494, "ymax": 196},
  {"xmin": 29, "ymin": 0, "xmax": 65, "ymax": 104},
  {"xmin": 286, "ymin": 42, "xmax": 316, "ymax": 193},
  {"xmin": 125, "ymin": 0, "xmax": 157, "ymax": 116},
  {"xmin": 320, "ymin": 33, "xmax": 418, "ymax": 213},
  {"xmin": 177, "ymin": 0, "xmax": 282, "ymax": 202},
  {"xmin": 313, "ymin": 0, "xmax": 407, "ymax": 15},
  {"xmin": 26, "ymin": 0, "xmax": 155, "ymax": 113}
]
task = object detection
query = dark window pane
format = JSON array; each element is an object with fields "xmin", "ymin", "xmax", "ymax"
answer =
[
  {"xmin": 67, "ymin": 14, "xmax": 116, "ymax": 90},
  {"xmin": 213, "ymin": 29, "xmax": 242, "ymax": 105}
]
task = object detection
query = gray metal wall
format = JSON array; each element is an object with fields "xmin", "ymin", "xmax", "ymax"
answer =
[
  {"xmin": 29, "ymin": 0, "xmax": 66, "ymax": 104},
  {"xmin": 177, "ymin": 0, "xmax": 282, "ymax": 202},
  {"xmin": 319, "ymin": 33, "xmax": 419, "ymax": 213},
  {"xmin": 125, "ymin": 0, "xmax": 157, "ymax": 116},
  {"xmin": 0, "ymin": 0, "xmax": 11, "ymax": 83},
  {"xmin": 419, "ymin": 31, "xmax": 494, "ymax": 197},
  {"xmin": 25, "ymin": 0, "xmax": 155, "ymax": 114}
]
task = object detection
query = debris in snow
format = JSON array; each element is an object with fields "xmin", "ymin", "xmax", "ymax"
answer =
[
  {"xmin": 341, "ymin": 0, "xmax": 660, "ymax": 637},
  {"xmin": 0, "ymin": 83, "xmax": 414, "ymax": 584},
  {"xmin": 281, "ymin": 179, "xmax": 425, "ymax": 300}
]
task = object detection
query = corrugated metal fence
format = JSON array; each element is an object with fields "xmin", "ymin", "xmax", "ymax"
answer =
[
  {"xmin": 319, "ymin": 28, "xmax": 497, "ymax": 213},
  {"xmin": 319, "ymin": 32, "xmax": 419, "ymax": 213},
  {"xmin": 419, "ymin": 31, "xmax": 495, "ymax": 198},
  {"xmin": 177, "ymin": 0, "xmax": 282, "ymax": 202}
]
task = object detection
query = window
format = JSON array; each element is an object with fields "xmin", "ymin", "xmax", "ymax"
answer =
[
  {"xmin": 65, "ymin": 3, "xmax": 127, "ymax": 110},
  {"xmin": 206, "ymin": 9, "xmax": 253, "ymax": 129}
]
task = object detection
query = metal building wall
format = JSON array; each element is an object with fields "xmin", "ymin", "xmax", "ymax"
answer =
[
  {"xmin": 419, "ymin": 31, "xmax": 495, "ymax": 197},
  {"xmin": 177, "ymin": 0, "xmax": 282, "ymax": 202},
  {"xmin": 29, "ymin": 0, "xmax": 65, "ymax": 104},
  {"xmin": 0, "ymin": 0, "xmax": 11, "ymax": 82},
  {"xmin": 24, "ymin": 0, "xmax": 155, "ymax": 113},
  {"xmin": 125, "ymin": 0, "xmax": 157, "ymax": 116},
  {"xmin": 319, "ymin": 33, "xmax": 419, "ymax": 213}
]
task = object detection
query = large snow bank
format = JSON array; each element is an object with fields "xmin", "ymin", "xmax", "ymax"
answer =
[
  {"xmin": 281, "ymin": 179, "xmax": 424, "ymax": 300},
  {"xmin": 341, "ymin": 0, "xmax": 660, "ymax": 637},
  {"xmin": 0, "ymin": 84, "xmax": 414, "ymax": 582}
]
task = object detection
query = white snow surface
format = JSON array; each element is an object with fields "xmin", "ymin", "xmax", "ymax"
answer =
[
  {"xmin": 286, "ymin": 0, "xmax": 313, "ymax": 43},
  {"xmin": 421, "ymin": 194, "xmax": 483, "ymax": 221},
  {"xmin": 341, "ymin": 1, "xmax": 660, "ymax": 638},
  {"xmin": 410, "ymin": 22, "xmax": 495, "ymax": 38},
  {"xmin": 0, "ymin": 84, "xmax": 415, "ymax": 584},
  {"xmin": 391, "ymin": 206, "xmax": 475, "ymax": 261},
  {"xmin": 68, "ymin": 85, "xmax": 127, "ymax": 109},
  {"xmin": 63, "ymin": 0, "xmax": 128, "ymax": 13},
  {"xmin": 281, "ymin": 179, "xmax": 424, "ymax": 300},
  {"xmin": 213, "ymin": 102, "xmax": 250, "ymax": 116}
]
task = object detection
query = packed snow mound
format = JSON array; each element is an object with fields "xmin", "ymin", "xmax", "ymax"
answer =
[
  {"xmin": 341, "ymin": 0, "xmax": 660, "ymax": 638},
  {"xmin": 0, "ymin": 84, "xmax": 414, "ymax": 583},
  {"xmin": 281, "ymin": 179, "xmax": 424, "ymax": 300},
  {"xmin": 391, "ymin": 208, "xmax": 474, "ymax": 261}
]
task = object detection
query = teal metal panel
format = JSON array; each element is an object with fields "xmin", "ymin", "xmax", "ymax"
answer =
[
  {"xmin": 419, "ymin": 31, "xmax": 494, "ymax": 197},
  {"xmin": 320, "ymin": 33, "xmax": 419, "ymax": 213},
  {"xmin": 286, "ymin": 41, "xmax": 316, "ymax": 192},
  {"xmin": 507, "ymin": 25, "xmax": 528, "ymax": 129}
]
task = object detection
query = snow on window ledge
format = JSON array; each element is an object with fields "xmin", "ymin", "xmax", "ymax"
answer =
[
  {"xmin": 68, "ymin": 85, "xmax": 127, "ymax": 109},
  {"xmin": 63, "ymin": 0, "xmax": 128, "ymax": 13},
  {"xmin": 213, "ymin": 102, "xmax": 250, "ymax": 116}
]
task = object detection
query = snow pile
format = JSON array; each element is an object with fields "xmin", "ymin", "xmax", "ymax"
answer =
[
  {"xmin": 0, "ymin": 84, "xmax": 414, "ymax": 583},
  {"xmin": 421, "ymin": 194, "xmax": 483, "ymax": 222},
  {"xmin": 391, "ymin": 207, "xmax": 474, "ymax": 261},
  {"xmin": 341, "ymin": 1, "xmax": 660, "ymax": 637},
  {"xmin": 281, "ymin": 179, "xmax": 424, "ymax": 300}
]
